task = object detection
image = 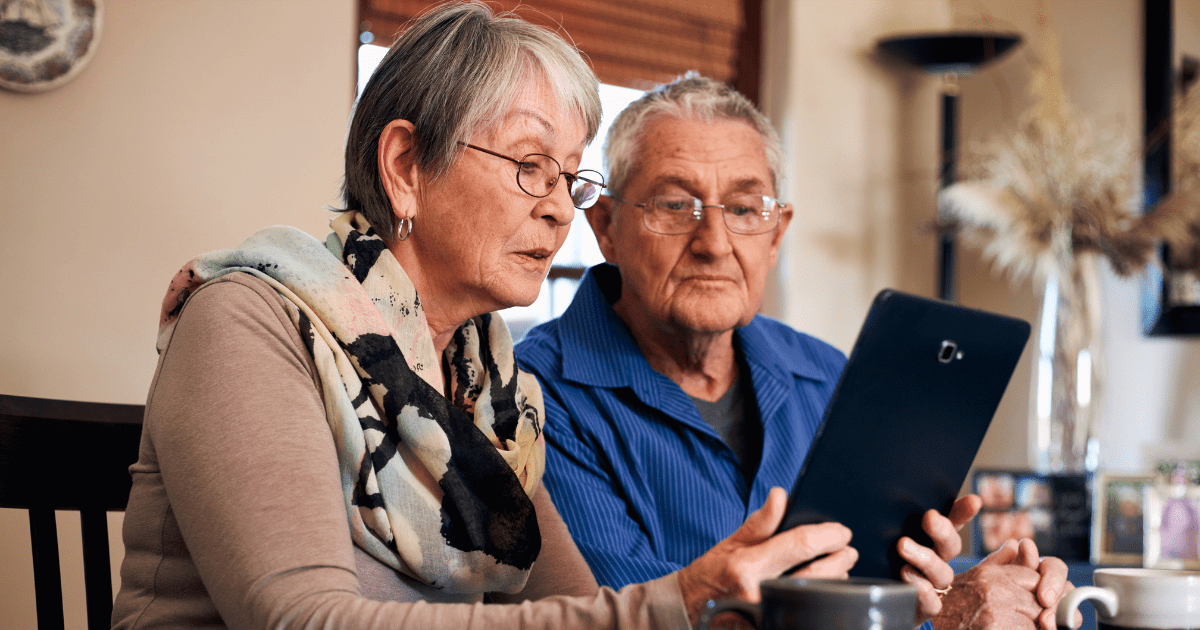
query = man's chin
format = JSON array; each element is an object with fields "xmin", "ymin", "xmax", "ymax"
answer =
[
  {"xmin": 668, "ymin": 308, "xmax": 751, "ymax": 336},
  {"xmin": 665, "ymin": 290, "xmax": 755, "ymax": 332}
]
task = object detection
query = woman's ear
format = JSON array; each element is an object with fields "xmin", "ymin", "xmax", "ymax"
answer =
[{"xmin": 377, "ymin": 119, "xmax": 420, "ymax": 224}]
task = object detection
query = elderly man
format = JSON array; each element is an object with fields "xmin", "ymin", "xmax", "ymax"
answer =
[{"xmin": 515, "ymin": 76, "xmax": 1073, "ymax": 630}]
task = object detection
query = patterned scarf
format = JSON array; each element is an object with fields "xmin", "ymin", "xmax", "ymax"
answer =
[{"xmin": 157, "ymin": 212, "xmax": 546, "ymax": 594}]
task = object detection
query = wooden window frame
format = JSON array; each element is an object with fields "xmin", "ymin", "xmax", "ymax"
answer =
[{"xmin": 357, "ymin": 0, "xmax": 762, "ymax": 102}]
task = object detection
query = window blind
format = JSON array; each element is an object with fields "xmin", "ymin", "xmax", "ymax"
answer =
[{"xmin": 358, "ymin": 0, "xmax": 759, "ymax": 100}]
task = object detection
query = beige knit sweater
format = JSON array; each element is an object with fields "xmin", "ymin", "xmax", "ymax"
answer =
[{"xmin": 111, "ymin": 273, "xmax": 688, "ymax": 630}]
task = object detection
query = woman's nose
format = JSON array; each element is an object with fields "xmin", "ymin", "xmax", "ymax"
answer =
[{"xmin": 538, "ymin": 179, "xmax": 576, "ymax": 226}]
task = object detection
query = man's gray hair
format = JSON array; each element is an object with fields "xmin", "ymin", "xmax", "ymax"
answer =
[
  {"xmin": 603, "ymin": 75, "xmax": 782, "ymax": 198},
  {"xmin": 342, "ymin": 1, "xmax": 602, "ymax": 242}
]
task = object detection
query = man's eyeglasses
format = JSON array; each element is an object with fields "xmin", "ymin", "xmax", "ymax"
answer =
[
  {"xmin": 611, "ymin": 194, "xmax": 787, "ymax": 235},
  {"xmin": 461, "ymin": 143, "xmax": 606, "ymax": 209}
]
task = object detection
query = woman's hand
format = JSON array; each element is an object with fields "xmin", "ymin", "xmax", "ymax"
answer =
[
  {"xmin": 676, "ymin": 486, "xmax": 857, "ymax": 624},
  {"xmin": 896, "ymin": 494, "xmax": 981, "ymax": 622}
]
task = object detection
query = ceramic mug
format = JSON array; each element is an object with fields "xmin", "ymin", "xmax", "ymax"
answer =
[
  {"xmin": 1056, "ymin": 568, "xmax": 1200, "ymax": 630},
  {"xmin": 694, "ymin": 577, "xmax": 918, "ymax": 630}
]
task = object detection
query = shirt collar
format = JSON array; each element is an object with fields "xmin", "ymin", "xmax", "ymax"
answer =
[
  {"xmin": 736, "ymin": 312, "xmax": 830, "ymax": 384},
  {"xmin": 557, "ymin": 264, "xmax": 656, "ymax": 389}
]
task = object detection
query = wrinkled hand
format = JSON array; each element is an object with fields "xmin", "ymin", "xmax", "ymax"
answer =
[
  {"xmin": 896, "ymin": 494, "xmax": 981, "ymax": 622},
  {"xmin": 932, "ymin": 539, "xmax": 1080, "ymax": 630},
  {"xmin": 677, "ymin": 486, "xmax": 858, "ymax": 625},
  {"xmin": 999, "ymin": 538, "xmax": 1078, "ymax": 630}
]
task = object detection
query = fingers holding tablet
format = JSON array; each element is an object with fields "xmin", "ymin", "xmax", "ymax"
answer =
[{"xmin": 676, "ymin": 488, "xmax": 858, "ymax": 623}]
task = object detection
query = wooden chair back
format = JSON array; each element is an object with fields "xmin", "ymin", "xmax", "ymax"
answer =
[{"xmin": 0, "ymin": 394, "xmax": 144, "ymax": 630}]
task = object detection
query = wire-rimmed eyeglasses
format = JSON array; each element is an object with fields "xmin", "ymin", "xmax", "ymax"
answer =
[
  {"xmin": 461, "ymin": 143, "xmax": 606, "ymax": 209},
  {"xmin": 610, "ymin": 194, "xmax": 787, "ymax": 235}
]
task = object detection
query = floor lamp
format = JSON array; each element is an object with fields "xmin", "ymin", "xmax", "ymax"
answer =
[{"xmin": 877, "ymin": 33, "xmax": 1021, "ymax": 302}]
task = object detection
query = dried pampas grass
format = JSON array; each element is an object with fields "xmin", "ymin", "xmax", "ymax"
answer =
[{"xmin": 938, "ymin": 34, "xmax": 1200, "ymax": 285}]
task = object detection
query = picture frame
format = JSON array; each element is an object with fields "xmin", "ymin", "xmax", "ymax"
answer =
[
  {"xmin": 1092, "ymin": 473, "xmax": 1153, "ymax": 565},
  {"xmin": 1144, "ymin": 481, "xmax": 1200, "ymax": 570},
  {"xmin": 971, "ymin": 469, "xmax": 1090, "ymax": 561}
]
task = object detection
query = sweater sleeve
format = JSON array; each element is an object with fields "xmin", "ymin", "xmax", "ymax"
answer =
[
  {"xmin": 136, "ymin": 274, "xmax": 689, "ymax": 630},
  {"xmin": 488, "ymin": 485, "xmax": 600, "ymax": 602}
]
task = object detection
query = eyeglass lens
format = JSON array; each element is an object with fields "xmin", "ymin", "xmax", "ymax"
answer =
[
  {"xmin": 515, "ymin": 154, "xmax": 558, "ymax": 196},
  {"xmin": 514, "ymin": 154, "xmax": 604, "ymax": 210},
  {"xmin": 569, "ymin": 172, "xmax": 604, "ymax": 209},
  {"xmin": 642, "ymin": 195, "xmax": 780, "ymax": 235}
]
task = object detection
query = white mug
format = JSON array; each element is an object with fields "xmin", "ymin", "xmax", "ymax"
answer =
[{"xmin": 1056, "ymin": 568, "xmax": 1200, "ymax": 629}]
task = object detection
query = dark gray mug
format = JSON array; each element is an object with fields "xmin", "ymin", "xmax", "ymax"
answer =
[{"xmin": 695, "ymin": 577, "xmax": 919, "ymax": 630}]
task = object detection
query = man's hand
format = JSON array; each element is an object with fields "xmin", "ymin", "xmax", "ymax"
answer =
[
  {"xmin": 1001, "ymin": 538, "xmax": 1078, "ymax": 630},
  {"xmin": 896, "ymin": 494, "xmax": 981, "ymax": 621},
  {"xmin": 892, "ymin": 494, "xmax": 1080, "ymax": 630},
  {"xmin": 933, "ymin": 540, "xmax": 1042, "ymax": 630},
  {"xmin": 677, "ymin": 486, "xmax": 858, "ymax": 624},
  {"xmin": 931, "ymin": 538, "xmax": 1079, "ymax": 630}
]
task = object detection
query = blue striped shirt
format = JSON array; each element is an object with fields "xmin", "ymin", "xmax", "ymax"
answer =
[{"xmin": 515, "ymin": 263, "xmax": 847, "ymax": 588}]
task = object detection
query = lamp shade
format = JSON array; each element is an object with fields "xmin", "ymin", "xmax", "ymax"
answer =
[{"xmin": 877, "ymin": 33, "xmax": 1022, "ymax": 74}]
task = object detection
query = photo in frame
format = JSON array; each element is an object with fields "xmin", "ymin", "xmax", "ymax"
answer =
[
  {"xmin": 971, "ymin": 470, "xmax": 1090, "ymax": 561},
  {"xmin": 1144, "ymin": 464, "xmax": 1200, "ymax": 570},
  {"xmin": 1092, "ymin": 473, "xmax": 1153, "ymax": 565}
]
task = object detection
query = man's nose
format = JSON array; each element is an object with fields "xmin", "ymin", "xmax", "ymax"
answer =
[{"xmin": 688, "ymin": 207, "xmax": 732, "ymax": 258}]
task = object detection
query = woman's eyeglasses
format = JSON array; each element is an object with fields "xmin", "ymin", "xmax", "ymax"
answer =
[{"xmin": 461, "ymin": 143, "xmax": 606, "ymax": 209}]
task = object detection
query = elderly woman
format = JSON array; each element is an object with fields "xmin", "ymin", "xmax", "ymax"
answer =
[{"xmin": 110, "ymin": 3, "xmax": 862, "ymax": 629}]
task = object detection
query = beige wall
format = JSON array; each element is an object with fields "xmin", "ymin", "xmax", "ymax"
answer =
[
  {"xmin": 761, "ymin": 0, "xmax": 951, "ymax": 345},
  {"xmin": 0, "ymin": 0, "xmax": 355, "ymax": 628}
]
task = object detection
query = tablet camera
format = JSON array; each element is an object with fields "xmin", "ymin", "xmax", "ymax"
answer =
[{"xmin": 938, "ymin": 340, "xmax": 963, "ymax": 363}]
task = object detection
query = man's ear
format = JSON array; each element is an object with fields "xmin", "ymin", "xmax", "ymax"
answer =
[
  {"xmin": 585, "ymin": 195, "xmax": 620, "ymax": 264},
  {"xmin": 377, "ymin": 119, "xmax": 421, "ymax": 224},
  {"xmin": 767, "ymin": 202, "xmax": 793, "ymax": 268}
]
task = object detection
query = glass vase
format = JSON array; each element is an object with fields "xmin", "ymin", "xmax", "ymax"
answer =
[{"xmin": 1030, "ymin": 251, "xmax": 1104, "ymax": 473}]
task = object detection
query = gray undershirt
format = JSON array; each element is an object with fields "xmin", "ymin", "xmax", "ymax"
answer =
[{"xmin": 690, "ymin": 368, "xmax": 763, "ymax": 485}]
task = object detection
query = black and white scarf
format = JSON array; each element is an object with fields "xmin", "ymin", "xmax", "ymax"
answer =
[{"xmin": 158, "ymin": 211, "xmax": 545, "ymax": 593}]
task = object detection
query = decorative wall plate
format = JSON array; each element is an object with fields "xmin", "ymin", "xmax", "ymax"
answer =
[{"xmin": 0, "ymin": 0, "xmax": 102, "ymax": 93}]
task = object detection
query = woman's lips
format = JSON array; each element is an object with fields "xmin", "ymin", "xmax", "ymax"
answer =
[
  {"xmin": 517, "ymin": 248, "xmax": 553, "ymax": 260},
  {"xmin": 512, "ymin": 249, "xmax": 555, "ymax": 273}
]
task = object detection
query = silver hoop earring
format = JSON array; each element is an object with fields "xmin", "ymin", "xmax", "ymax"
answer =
[{"xmin": 396, "ymin": 217, "xmax": 413, "ymax": 241}]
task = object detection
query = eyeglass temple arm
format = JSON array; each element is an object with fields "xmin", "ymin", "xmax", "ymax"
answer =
[
  {"xmin": 462, "ymin": 143, "xmax": 519, "ymax": 165},
  {"xmin": 564, "ymin": 172, "xmax": 606, "ymax": 189}
]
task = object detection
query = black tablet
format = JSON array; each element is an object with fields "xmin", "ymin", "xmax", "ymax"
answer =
[{"xmin": 777, "ymin": 289, "xmax": 1030, "ymax": 579}]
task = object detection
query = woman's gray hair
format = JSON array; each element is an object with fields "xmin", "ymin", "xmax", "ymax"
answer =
[
  {"xmin": 603, "ymin": 74, "xmax": 782, "ymax": 198},
  {"xmin": 342, "ymin": 1, "xmax": 602, "ymax": 242}
]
